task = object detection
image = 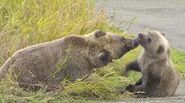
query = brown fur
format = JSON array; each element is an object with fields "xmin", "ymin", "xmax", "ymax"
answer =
[
  {"xmin": 124, "ymin": 30, "xmax": 180, "ymax": 97},
  {"xmin": 0, "ymin": 30, "xmax": 139, "ymax": 91}
]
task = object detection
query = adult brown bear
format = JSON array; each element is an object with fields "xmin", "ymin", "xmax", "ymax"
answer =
[{"xmin": 0, "ymin": 30, "xmax": 139, "ymax": 91}]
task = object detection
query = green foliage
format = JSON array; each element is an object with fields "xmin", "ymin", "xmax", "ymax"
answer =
[
  {"xmin": 171, "ymin": 49, "xmax": 185, "ymax": 77},
  {"xmin": 0, "ymin": 0, "xmax": 185, "ymax": 102}
]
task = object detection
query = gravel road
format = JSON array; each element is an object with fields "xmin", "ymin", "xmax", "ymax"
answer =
[
  {"xmin": 96, "ymin": 0, "xmax": 185, "ymax": 50},
  {"xmin": 96, "ymin": 0, "xmax": 185, "ymax": 102}
]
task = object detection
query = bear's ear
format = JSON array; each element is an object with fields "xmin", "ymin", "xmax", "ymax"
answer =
[
  {"xmin": 161, "ymin": 32, "xmax": 165, "ymax": 37},
  {"xmin": 98, "ymin": 50, "xmax": 110, "ymax": 64},
  {"xmin": 157, "ymin": 45, "xmax": 165, "ymax": 54},
  {"xmin": 94, "ymin": 30, "xmax": 106, "ymax": 38}
]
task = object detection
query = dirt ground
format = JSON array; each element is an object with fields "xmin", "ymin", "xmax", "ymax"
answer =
[
  {"xmin": 96, "ymin": 0, "xmax": 185, "ymax": 102},
  {"xmin": 120, "ymin": 80, "xmax": 185, "ymax": 103},
  {"xmin": 96, "ymin": 0, "xmax": 185, "ymax": 50}
]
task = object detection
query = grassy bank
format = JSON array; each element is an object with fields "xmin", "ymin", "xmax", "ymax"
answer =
[{"xmin": 0, "ymin": 0, "xmax": 185, "ymax": 102}]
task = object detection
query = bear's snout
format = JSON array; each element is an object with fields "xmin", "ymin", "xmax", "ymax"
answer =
[
  {"xmin": 132, "ymin": 39, "xmax": 139, "ymax": 47},
  {"xmin": 138, "ymin": 33, "xmax": 144, "ymax": 39},
  {"xmin": 137, "ymin": 33, "xmax": 146, "ymax": 46}
]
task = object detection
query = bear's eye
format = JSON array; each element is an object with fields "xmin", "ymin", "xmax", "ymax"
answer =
[
  {"xmin": 157, "ymin": 45, "xmax": 165, "ymax": 54},
  {"xmin": 125, "ymin": 44, "xmax": 130, "ymax": 48},
  {"xmin": 148, "ymin": 38, "xmax": 151, "ymax": 42}
]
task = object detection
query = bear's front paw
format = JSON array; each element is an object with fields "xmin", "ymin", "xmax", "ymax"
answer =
[{"xmin": 126, "ymin": 84, "xmax": 136, "ymax": 92}]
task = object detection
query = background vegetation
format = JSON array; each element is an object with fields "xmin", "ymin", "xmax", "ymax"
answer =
[{"xmin": 0, "ymin": 0, "xmax": 185, "ymax": 102}]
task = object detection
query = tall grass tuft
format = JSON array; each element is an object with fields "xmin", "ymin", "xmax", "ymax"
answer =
[{"xmin": 0, "ymin": 0, "xmax": 111, "ymax": 64}]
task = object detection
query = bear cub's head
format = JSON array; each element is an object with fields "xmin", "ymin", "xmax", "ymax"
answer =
[{"xmin": 137, "ymin": 30, "xmax": 170, "ymax": 56}]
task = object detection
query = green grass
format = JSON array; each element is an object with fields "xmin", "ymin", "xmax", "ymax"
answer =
[
  {"xmin": 171, "ymin": 49, "xmax": 185, "ymax": 77},
  {"xmin": 0, "ymin": 0, "xmax": 185, "ymax": 102}
]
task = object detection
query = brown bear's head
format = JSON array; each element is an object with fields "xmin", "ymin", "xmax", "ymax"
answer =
[
  {"xmin": 137, "ymin": 30, "xmax": 170, "ymax": 56},
  {"xmin": 84, "ymin": 30, "xmax": 139, "ymax": 68}
]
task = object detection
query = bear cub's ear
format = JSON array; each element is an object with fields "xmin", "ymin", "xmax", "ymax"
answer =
[
  {"xmin": 98, "ymin": 50, "xmax": 110, "ymax": 64},
  {"xmin": 161, "ymin": 32, "xmax": 165, "ymax": 37},
  {"xmin": 157, "ymin": 45, "xmax": 165, "ymax": 54},
  {"xmin": 95, "ymin": 30, "xmax": 106, "ymax": 38}
]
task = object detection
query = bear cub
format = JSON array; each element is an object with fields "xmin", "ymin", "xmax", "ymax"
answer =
[{"xmin": 124, "ymin": 30, "xmax": 180, "ymax": 97}]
